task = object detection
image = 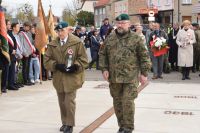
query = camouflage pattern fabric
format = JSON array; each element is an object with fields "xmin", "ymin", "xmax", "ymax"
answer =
[
  {"xmin": 109, "ymin": 83, "xmax": 138, "ymax": 130},
  {"xmin": 99, "ymin": 30, "xmax": 151, "ymax": 84},
  {"xmin": 99, "ymin": 30, "xmax": 151, "ymax": 130}
]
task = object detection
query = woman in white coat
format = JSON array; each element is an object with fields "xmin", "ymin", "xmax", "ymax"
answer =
[{"xmin": 176, "ymin": 20, "xmax": 196, "ymax": 80}]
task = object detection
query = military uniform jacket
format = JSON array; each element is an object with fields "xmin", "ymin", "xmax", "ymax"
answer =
[
  {"xmin": 99, "ymin": 30, "xmax": 151, "ymax": 84},
  {"xmin": 44, "ymin": 34, "xmax": 88, "ymax": 93}
]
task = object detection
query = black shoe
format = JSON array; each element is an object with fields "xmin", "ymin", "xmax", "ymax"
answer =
[
  {"xmin": 158, "ymin": 76, "xmax": 163, "ymax": 79},
  {"xmin": 185, "ymin": 77, "xmax": 191, "ymax": 80},
  {"xmin": 1, "ymin": 88, "xmax": 7, "ymax": 93},
  {"xmin": 42, "ymin": 78, "xmax": 47, "ymax": 81},
  {"xmin": 8, "ymin": 86, "xmax": 18, "ymax": 90},
  {"xmin": 18, "ymin": 84, "xmax": 24, "ymax": 87},
  {"xmin": 182, "ymin": 76, "xmax": 186, "ymax": 80},
  {"xmin": 192, "ymin": 70, "xmax": 196, "ymax": 73},
  {"xmin": 14, "ymin": 84, "xmax": 21, "ymax": 88},
  {"xmin": 24, "ymin": 82, "xmax": 32, "ymax": 86},
  {"xmin": 117, "ymin": 127, "xmax": 124, "ymax": 133},
  {"xmin": 48, "ymin": 77, "xmax": 52, "ymax": 80},
  {"xmin": 64, "ymin": 126, "xmax": 73, "ymax": 133},
  {"xmin": 152, "ymin": 76, "xmax": 158, "ymax": 79},
  {"xmin": 59, "ymin": 125, "xmax": 66, "ymax": 131},
  {"xmin": 123, "ymin": 128, "xmax": 133, "ymax": 133}
]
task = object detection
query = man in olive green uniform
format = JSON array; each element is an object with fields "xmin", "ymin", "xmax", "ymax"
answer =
[
  {"xmin": 44, "ymin": 22, "xmax": 88, "ymax": 133},
  {"xmin": 99, "ymin": 14, "xmax": 151, "ymax": 133},
  {"xmin": 192, "ymin": 23, "xmax": 200, "ymax": 73}
]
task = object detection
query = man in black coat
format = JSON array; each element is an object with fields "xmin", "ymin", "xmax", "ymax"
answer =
[
  {"xmin": 7, "ymin": 22, "xmax": 19, "ymax": 90},
  {"xmin": 168, "ymin": 23, "xmax": 179, "ymax": 71}
]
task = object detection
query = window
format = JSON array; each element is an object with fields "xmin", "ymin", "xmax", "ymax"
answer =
[
  {"xmin": 166, "ymin": 0, "xmax": 169, "ymax": 5},
  {"xmin": 102, "ymin": 8, "xmax": 105, "ymax": 14},
  {"xmin": 149, "ymin": 0, "xmax": 153, "ymax": 7},
  {"xmin": 157, "ymin": 0, "xmax": 161, "ymax": 6},
  {"xmin": 99, "ymin": 8, "xmax": 102, "ymax": 15},
  {"xmin": 95, "ymin": 22, "xmax": 98, "ymax": 27},
  {"xmin": 95, "ymin": 9, "xmax": 98, "ymax": 15},
  {"xmin": 182, "ymin": 0, "xmax": 192, "ymax": 4}
]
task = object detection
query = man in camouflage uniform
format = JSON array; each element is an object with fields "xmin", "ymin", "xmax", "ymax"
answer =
[
  {"xmin": 192, "ymin": 23, "xmax": 200, "ymax": 73},
  {"xmin": 99, "ymin": 14, "xmax": 151, "ymax": 133}
]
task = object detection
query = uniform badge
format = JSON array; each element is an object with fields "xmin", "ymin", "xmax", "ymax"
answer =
[{"xmin": 67, "ymin": 48, "xmax": 73, "ymax": 55}]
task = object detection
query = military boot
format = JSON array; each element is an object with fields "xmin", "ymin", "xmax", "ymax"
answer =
[
  {"xmin": 117, "ymin": 127, "xmax": 124, "ymax": 133},
  {"xmin": 123, "ymin": 128, "xmax": 133, "ymax": 133},
  {"xmin": 63, "ymin": 126, "xmax": 73, "ymax": 133}
]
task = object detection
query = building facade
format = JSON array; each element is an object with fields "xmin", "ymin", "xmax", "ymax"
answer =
[
  {"xmin": 174, "ymin": 0, "xmax": 198, "ymax": 24},
  {"xmin": 94, "ymin": 0, "xmax": 110, "ymax": 27},
  {"xmin": 94, "ymin": 0, "xmax": 199, "ymax": 26}
]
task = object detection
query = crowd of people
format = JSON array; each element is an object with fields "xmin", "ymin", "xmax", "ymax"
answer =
[
  {"xmin": 0, "ymin": 20, "xmax": 42, "ymax": 93},
  {"xmin": 1, "ymin": 17, "xmax": 200, "ymax": 94},
  {"xmin": 1, "ymin": 11, "xmax": 200, "ymax": 133},
  {"xmin": 71, "ymin": 18, "xmax": 200, "ymax": 81}
]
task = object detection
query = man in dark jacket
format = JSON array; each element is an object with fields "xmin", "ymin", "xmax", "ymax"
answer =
[
  {"xmin": 100, "ymin": 18, "xmax": 112, "ymax": 41},
  {"xmin": 7, "ymin": 22, "xmax": 19, "ymax": 90}
]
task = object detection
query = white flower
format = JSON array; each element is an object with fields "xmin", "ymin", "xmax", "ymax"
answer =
[
  {"xmin": 160, "ymin": 37, "xmax": 166, "ymax": 43},
  {"xmin": 155, "ymin": 40, "xmax": 162, "ymax": 47}
]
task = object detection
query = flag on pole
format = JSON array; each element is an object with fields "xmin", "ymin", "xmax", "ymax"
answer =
[
  {"xmin": 48, "ymin": 6, "xmax": 57, "ymax": 40},
  {"xmin": 0, "ymin": 5, "xmax": 10, "ymax": 63},
  {"xmin": 35, "ymin": 0, "xmax": 49, "ymax": 51}
]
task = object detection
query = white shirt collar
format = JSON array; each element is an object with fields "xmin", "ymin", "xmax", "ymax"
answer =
[{"xmin": 60, "ymin": 36, "xmax": 68, "ymax": 46}]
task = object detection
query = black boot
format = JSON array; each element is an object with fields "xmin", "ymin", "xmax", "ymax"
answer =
[
  {"xmin": 123, "ymin": 128, "xmax": 133, "ymax": 133},
  {"xmin": 64, "ymin": 126, "xmax": 73, "ymax": 133},
  {"xmin": 1, "ymin": 87, "xmax": 7, "ymax": 93},
  {"xmin": 182, "ymin": 67, "xmax": 186, "ymax": 80},
  {"xmin": 117, "ymin": 127, "xmax": 124, "ymax": 133},
  {"xmin": 185, "ymin": 67, "xmax": 191, "ymax": 80}
]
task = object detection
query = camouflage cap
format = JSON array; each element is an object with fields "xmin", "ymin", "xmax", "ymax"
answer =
[
  {"xmin": 116, "ymin": 14, "xmax": 130, "ymax": 21},
  {"xmin": 54, "ymin": 21, "xmax": 68, "ymax": 30}
]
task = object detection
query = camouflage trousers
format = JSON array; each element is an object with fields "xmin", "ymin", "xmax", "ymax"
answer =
[{"xmin": 109, "ymin": 83, "xmax": 138, "ymax": 130}]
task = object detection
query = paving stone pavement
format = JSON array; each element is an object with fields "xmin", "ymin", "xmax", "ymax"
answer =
[{"xmin": 0, "ymin": 70, "xmax": 199, "ymax": 133}]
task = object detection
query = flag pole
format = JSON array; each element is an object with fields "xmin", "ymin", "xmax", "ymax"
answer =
[{"xmin": 39, "ymin": 50, "xmax": 42, "ymax": 84}]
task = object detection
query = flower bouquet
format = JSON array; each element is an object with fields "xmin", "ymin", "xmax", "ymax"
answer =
[{"xmin": 150, "ymin": 36, "xmax": 169, "ymax": 57}]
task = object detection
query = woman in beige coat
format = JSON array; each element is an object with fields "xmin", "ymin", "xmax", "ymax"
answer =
[{"xmin": 176, "ymin": 20, "xmax": 196, "ymax": 80}]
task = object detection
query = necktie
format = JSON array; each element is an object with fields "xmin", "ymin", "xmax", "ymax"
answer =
[{"xmin": 61, "ymin": 40, "xmax": 65, "ymax": 46}]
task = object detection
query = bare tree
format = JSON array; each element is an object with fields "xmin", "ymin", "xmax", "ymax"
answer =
[
  {"xmin": 69, "ymin": 0, "xmax": 86, "ymax": 12},
  {"xmin": 16, "ymin": 3, "xmax": 35, "ymax": 23}
]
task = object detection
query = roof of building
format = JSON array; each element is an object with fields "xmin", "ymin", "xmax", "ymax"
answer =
[{"xmin": 95, "ymin": 0, "xmax": 110, "ymax": 7}]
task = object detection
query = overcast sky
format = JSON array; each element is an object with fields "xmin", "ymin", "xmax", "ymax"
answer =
[{"xmin": 2, "ymin": 0, "xmax": 74, "ymax": 17}]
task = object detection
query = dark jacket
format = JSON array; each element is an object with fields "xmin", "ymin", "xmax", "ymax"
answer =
[
  {"xmin": 90, "ymin": 35, "xmax": 100, "ymax": 51},
  {"xmin": 44, "ymin": 34, "xmax": 88, "ymax": 93},
  {"xmin": 100, "ymin": 24, "xmax": 112, "ymax": 41},
  {"xmin": 8, "ymin": 31, "xmax": 17, "ymax": 62}
]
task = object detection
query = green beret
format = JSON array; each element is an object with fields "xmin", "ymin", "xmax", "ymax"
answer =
[
  {"xmin": 116, "ymin": 14, "xmax": 130, "ymax": 21},
  {"xmin": 192, "ymin": 22, "xmax": 199, "ymax": 27},
  {"xmin": 55, "ymin": 21, "xmax": 68, "ymax": 30}
]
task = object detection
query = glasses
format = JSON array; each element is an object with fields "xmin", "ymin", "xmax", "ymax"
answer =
[{"xmin": 116, "ymin": 21, "xmax": 129, "ymax": 25}]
